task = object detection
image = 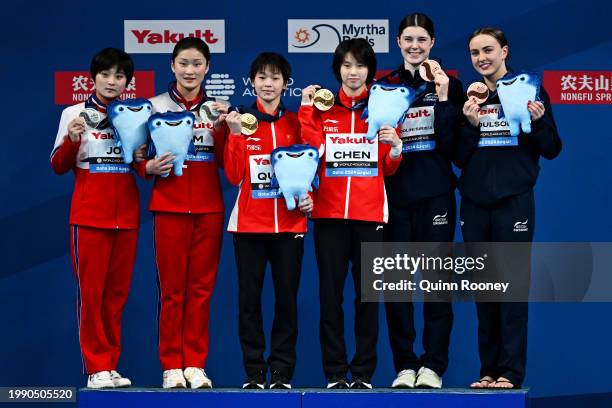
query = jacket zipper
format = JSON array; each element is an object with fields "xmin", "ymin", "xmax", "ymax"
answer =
[
  {"xmin": 344, "ymin": 99, "xmax": 354, "ymax": 219},
  {"xmin": 271, "ymin": 122, "xmax": 279, "ymax": 233}
]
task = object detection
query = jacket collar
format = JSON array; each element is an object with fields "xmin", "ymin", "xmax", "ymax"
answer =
[{"xmin": 336, "ymin": 86, "xmax": 368, "ymax": 111}]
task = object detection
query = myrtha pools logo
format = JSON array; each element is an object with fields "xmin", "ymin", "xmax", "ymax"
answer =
[{"xmin": 288, "ymin": 20, "xmax": 388, "ymax": 53}]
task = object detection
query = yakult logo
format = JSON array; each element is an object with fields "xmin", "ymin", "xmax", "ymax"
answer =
[
  {"xmin": 479, "ymin": 107, "xmax": 499, "ymax": 116},
  {"xmin": 329, "ymin": 136, "xmax": 375, "ymax": 144},
  {"xmin": 254, "ymin": 158, "xmax": 271, "ymax": 166},
  {"xmin": 406, "ymin": 109, "xmax": 432, "ymax": 119},
  {"xmin": 288, "ymin": 20, "xmax": 388, "ymax": 53},
  {"xmin": 125, "ymin": 20, "xmax": 225, "ymax": 53},
  {"xmin": 92, "ymin": 132, "xmax": 114, "ymax": 140}
]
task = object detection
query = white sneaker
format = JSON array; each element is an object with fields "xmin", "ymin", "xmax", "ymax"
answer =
[
  {"xmin": 391, "ymin": 369, "xmax": 416, "ymax": 388},
  {"xmin": 110, "ymin": 370, "xmax": 131, "ymax": 388},
  {"xmin": 163, "ymin": 369, "xmax": 187, "ymax": 389},
  {"xmin": 184, "ymin": 367, "xmax": 212, "ymax": 389},
  {"xmin": 87, "ymin": 371, "xmax": 114, "ymax": 389},
  {"xmin": 415, "ymin": 367, "xmax": 442, "ymax": 389}
]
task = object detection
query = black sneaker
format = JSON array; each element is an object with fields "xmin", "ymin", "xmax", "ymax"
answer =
[
  {"xmin": 242, "ymin": 379, "xmax": 266, "ymax": 389},
  {"xmin": 350, "ymin": 377, "xmax": 373, "ymax": 389},
  {"xmin": 327, "ymin": 375, "xmax": 349, "ymax": 389},
  {"xmin": 269, "ymin": 372, "xmax": 292, "ymax": 389},
  {"xmin": 242, "ymin": 371, "xmax": 266, "ymax": 389}
]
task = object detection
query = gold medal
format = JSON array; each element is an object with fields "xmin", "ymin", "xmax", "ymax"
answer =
[
  {"xmin": 419, "ymin": 60, "xmax": 442, "ymax": 82},
  {"xmin": 467, "ymin": 82, "xmax": 489, "ymax": 104},
  {"xmin": 240, "ymin": 113, "xmax": 258, "ymax": 136},
  {"xmin": 313, "ymin": 88, "xmax": 334, "ymax": 111}
]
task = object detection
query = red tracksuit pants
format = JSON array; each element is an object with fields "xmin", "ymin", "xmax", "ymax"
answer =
[
  {"xmin": 70, "ymin": 225, "xmax": 138, "ymax": 374},
  {"xmin": 153, "ymin": 212, "xmax": 223, "ymax": 370}
]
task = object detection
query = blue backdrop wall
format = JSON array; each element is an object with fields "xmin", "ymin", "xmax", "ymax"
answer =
[{"xmin": 1, "ymin": 0, "xmax": 611, "ymax": 399}]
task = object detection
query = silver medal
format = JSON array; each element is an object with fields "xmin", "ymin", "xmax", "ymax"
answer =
[{"xmin": 79, "ymin": 108, "xmax": 103, "ymax": 128}]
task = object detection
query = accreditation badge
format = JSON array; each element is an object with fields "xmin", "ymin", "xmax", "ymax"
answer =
[
  {"xmin": 325, "ymin": 133, "xmax": 378, "ymax": 177},
  {"xmin": 249, "ymin": 154, "xmax": 281, "ymax": 198},
  {"xmin": 86, "ymin": 128, "xmax": 130, "ymax": 173},
  {"xmin": 477, "ymin": 104, "xmax": 515, "ymax": 147}
]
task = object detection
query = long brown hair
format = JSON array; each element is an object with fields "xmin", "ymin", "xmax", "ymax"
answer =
[{"xmin": 468, "ymin": 27, "xmax": 510, "ymax": 61}]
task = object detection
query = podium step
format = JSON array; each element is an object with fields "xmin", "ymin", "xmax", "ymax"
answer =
[
  {"xmin": 304, "ymin": 388, "xmax": 527, "ymax": 408},
  {"xmin": 80, "ymin": 388, "xmax": 528, "ymax": 408}
]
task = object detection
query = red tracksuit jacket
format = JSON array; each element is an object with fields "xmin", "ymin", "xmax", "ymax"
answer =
[
  {"xmin": 225, "ymin": 100, "xmax": 307, "ymax": 233},
  {"xmin": 50, "ymin": 96, "xmax": 139, "ymax": 229},
  {"xmin": 144, "ymin": 85, "xmax": 225, "ymax": 214},
  {"xmin": 298, "ymin": 87, "xmax": 401, "ymax": 223}
]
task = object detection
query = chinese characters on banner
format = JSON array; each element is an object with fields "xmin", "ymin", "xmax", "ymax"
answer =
[
  {"xmin": 54, "ymin": 71, "xmax": 155, "ymax": 105},
  {"xmin": 543, "ymin": 71, "xmax": 612, "ymax": 104}
]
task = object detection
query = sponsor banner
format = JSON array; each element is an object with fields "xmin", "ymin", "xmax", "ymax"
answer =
[
  {"xmin": 544, "ymin": 70, "xmax": 612, "ymax": 104},
  {"xmin": 124, "ymin": 20, "xmax": 225, "ymax": 53},
  {"xmin": 54, "ymin": 71, "xmax": 155, "ymax": 105},
  {"xmin": 289, "ymin": 19, "xmax": 388, "ymax": 53}
]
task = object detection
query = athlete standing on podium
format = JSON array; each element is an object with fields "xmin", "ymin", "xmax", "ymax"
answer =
[
  {"xmin": 376, "ymin": 13, "xmax": 464, "ymax": 389},
  {"xmin": 300, "ymin": 39, "xmax": 403, "ymax": 389},
  {"xmin": 51, "ymin": 48, "xmax": 138, "ymax": 389},
  {"xmin": 222, "ymin": 52, "xmax": 313, "ymax": 390},
  {"xmin": 457, "ymin": 27, "xmax": 561, "ymax": 389},
  {"xmin": 141, "ymin": 37, "xmax": 227, "ymax": 389}
]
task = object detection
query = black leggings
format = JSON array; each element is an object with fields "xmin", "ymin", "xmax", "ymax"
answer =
[
  {"xmin": 384, "ymin": 191, "xmax": 456, "ymax": 376},
  {"xmin": 314, "ymin": 219, "xmax": 383, "ymax": 381},
  {"xmin": 233, "ymin": 232, "xmax": 304, "ymax": 379},
  {"xmin": 460, "ymin": 189, "xmax": 535, "ymax": 387}
]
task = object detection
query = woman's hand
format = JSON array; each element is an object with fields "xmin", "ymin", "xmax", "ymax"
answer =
[
  {"xmin": 301, "ymin": 85, "xmax": 321, "ymax": 106},
  {"xmin": 133, "ymin": 144, "xmax": 147, "ymax": 163},
  {"xmin": 145, "ymin": 152, "xmax": 175, "ymax": 176},
  {"xmin": 224, "ymin": 111, "xmax": 243, "ymax": 135},
  {"xmin": 298, "ymin": 195, "xmax": 314, "ymax": 214},
  {"xmin": 528, "ymin": 101, "xmax": 545, "ymax": 121},
  {"xmin": 433, "ymin": 69, "xmax": 450, "ymax": 102},
  {"xmin": 378, "ymin": 125, "xmax": 401, "ymax": 147},
  {"xmin": 463, "ymin": 98, "xmax": 481, "ymax": 127},
  {"xmin": 212, "ymin": 102, "xmax": 230, "ymax": 130},
  {"xmin": 67, "ymin": 117, "xmax": 86, "ymax": 143}
]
